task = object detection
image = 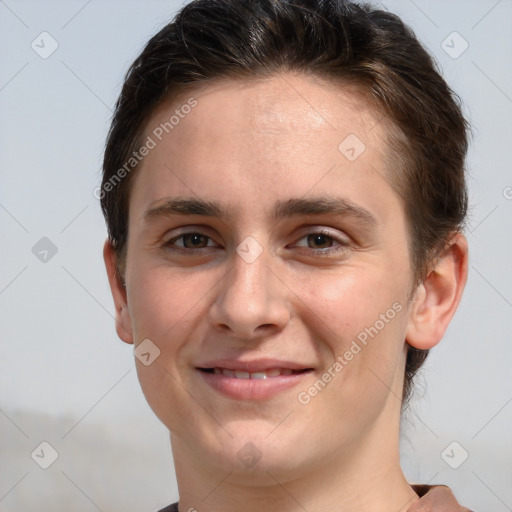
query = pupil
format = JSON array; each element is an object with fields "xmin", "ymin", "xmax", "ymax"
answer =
[
  {"xmin": 310, "ymin": 234, "xmax": 330, "ymax": 248},
  {"xmin": 186, "ymin": 234, "xmax": 205, "ymax": 247}
]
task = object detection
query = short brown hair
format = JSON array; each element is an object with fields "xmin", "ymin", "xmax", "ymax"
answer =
[{"xmin": 100, "ymin": 0, "xmax": 469, "ymax": 407}]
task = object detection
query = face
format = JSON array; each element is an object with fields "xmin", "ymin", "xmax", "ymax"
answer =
[{"xmin": 118, "ymin": 73, "xmax": 418, "ymax": 482}]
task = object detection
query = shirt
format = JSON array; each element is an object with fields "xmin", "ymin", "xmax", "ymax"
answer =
[{"xmin": 156, "ymin": 484, "xmax": 473, "ymax": 511}]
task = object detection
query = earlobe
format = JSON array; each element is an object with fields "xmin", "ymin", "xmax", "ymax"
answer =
[
  {"xmin": 103, "ymin": 239, "xmax": 134, "ymax": 345},
  {"xmin": 405, "ymin": 233, "xmax": 468, "ymax": 350}
]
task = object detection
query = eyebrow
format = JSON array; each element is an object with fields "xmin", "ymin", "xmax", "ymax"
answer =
[{"xmin": 143, "ymin": 196, "xmax": 377, "ymax": 227}]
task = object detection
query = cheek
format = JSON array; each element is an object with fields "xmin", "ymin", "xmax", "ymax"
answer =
[
  {"xmin": 293, "ymin": 265, "xmax": 405, "ymax": 347},
  {"xmin": 291, "ymin": 268, "xmax": 407, "ymax": 421},
  {"xmin": 127, "ymin": 263, "xmax": 215, "ymax": 343},
  {"xmin": 126, "ymin": 262, "xmax": 225, "ymax": 414},
  {"xmin": 127, "ymin": 268, "xmax": 207, "ymax": 432}
]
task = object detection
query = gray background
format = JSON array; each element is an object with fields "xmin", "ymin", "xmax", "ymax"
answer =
[{"xmin": 0, "ymin": 0, "xmax": 511, "ymax": 511}]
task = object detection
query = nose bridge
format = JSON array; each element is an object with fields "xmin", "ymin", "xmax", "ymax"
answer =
[{"xmin": 231, "ymin": 243, "xmax": 269, "ymax": 298}]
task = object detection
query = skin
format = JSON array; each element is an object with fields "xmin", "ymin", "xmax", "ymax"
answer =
[{"xmin": 104, "ymin": 72, "xmax": 468, "ymax": 512}]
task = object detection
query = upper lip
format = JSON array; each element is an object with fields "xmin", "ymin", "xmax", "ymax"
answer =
[{"xmin": 196, "ymin": 358, "xmax": 314, "ymax": 373}]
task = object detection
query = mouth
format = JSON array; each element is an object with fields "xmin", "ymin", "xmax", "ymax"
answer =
[
  {"xmin": 196, "ymin": 364, "xmax": 315, "ymax": 400},
  {"xmin": 198, "ymin": 367, "xmax": 313, "ymax": 379}
]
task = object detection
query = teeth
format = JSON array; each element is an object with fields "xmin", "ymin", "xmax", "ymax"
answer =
[
  {"xmin": 212, "ymin": 367, "xmax": 300, "ymax": 379},
  {"xmin": 250, "ymin": 372, "xmax": 267, "ymax": 380}
]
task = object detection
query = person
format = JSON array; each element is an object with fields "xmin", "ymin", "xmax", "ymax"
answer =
[{"xmin": 100, "ymin": 0, "xmax": 473, "ymax": 510}]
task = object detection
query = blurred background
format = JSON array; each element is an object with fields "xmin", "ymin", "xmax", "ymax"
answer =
[{"xmin": 0, "ymin": 0, "xmax": 511, "ymax": 511}]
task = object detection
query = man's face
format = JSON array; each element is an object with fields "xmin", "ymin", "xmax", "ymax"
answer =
[{"xmin": 120, "ymin": 73, "xmax": 417, "ymax": 480}]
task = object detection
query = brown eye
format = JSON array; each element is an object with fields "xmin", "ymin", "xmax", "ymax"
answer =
[
  {"xmin": 179, "ymin": 233, "xmax": 209, "ymax": 249},
  {"xmin": 306, "ymin": 233, "xmax": 335, "ymax": 249},
  {"xmin": 164, "ymin": 232, "xmax": 217, "ymax": 253},
  {"xmin": 292, "ymin": 230, "xmax": 350, "ymax": 257}
]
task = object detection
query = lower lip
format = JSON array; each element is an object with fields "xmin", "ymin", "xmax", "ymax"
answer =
[{"xmin": 197, "ymin": 369, "xmax": 313, "ymax": 400}]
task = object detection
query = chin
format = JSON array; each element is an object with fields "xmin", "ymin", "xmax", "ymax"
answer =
[
  {"xmin": 194, "ymin": 422, "xmax": 314, "ymax": 484},
  {"xmin": 220, "ymin": 447, "xmax": 310, "ymax": 486}
]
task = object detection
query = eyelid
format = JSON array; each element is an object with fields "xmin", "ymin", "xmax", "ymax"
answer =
[
  {"xmin": 163, "ymin": 225, "xmax": 350, "ymax": 255},
  {"xmin": 165, "ymin": 230, "xmax": 220, "ymax": 248},
  {"xmin": 289, "ymin": 228, "xmax": 351, "ymax": 255},
  {"xmin": 164, "ymin": 224, "xmax": 218, "ymax": 241},
  {"xmin": 293, "ymin": 227, "xmax": 349, "ymax": 244}
]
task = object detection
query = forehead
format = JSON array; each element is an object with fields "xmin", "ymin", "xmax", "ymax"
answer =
[
  {"xmin": 146, "ymin": 73, "xmax": 384, "ymax": 145},
  {"xmin": 130, "ymin": 73, "xmax": 400, "ymax": 226}
]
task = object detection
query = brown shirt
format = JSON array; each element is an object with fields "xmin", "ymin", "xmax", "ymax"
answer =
[
  {"xmin": 409, "ymin": 485, "xmax": 473, "ymax": 511},
  {"xmin": 157, "ymin": 484, "xmax": 473, "ymax": 511}
]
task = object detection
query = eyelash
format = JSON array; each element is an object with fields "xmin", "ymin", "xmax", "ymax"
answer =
[{"xmin": 162, "ymin": 229, "xmax": 350, "ymax": 257}]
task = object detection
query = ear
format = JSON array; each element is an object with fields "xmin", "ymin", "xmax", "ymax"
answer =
[
  {"xmin": 103, "ymin": 239, "xmax": 134, "ymax": 344},
  {"xmin": 405, "ymin": 233, "xmax": 468, "ymax": 350}
]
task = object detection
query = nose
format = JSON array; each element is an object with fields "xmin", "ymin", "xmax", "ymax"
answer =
[{"xmin": 208, "ymin": 243, "xmax": 291, "ymax": 341}]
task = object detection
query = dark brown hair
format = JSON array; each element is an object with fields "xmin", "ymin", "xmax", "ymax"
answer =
[{"xmin": 100, "ymin": 0, "xmax": 469, "ymax": 407}]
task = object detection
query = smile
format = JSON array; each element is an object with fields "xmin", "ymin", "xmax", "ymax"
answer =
[
  {"xmin": 197, "ymin": 366, "xmax": 314, "ymax": 400},
  {"xmin": 201, "ymin": 367, "xmax": 310, "ymax": 379}
]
